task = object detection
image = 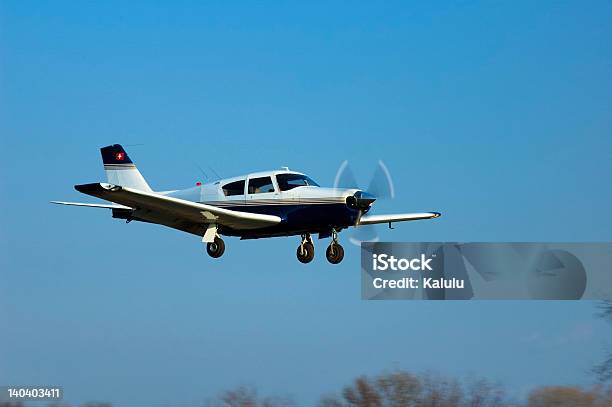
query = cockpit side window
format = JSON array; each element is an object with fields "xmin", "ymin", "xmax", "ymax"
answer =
[
  {"xmin": 276, "ymin": 174, "xmax": 320, "ymax": 191},
  {"xmin": 222, "ymin": 180, "xmax": 245, "ymax": 196},
  {"xmin": 247, "ymin": 176, "xmax": 275, "ymax": 194}
]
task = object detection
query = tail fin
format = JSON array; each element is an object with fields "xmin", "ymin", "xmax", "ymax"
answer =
[{"xmin": 100, "ymin": 144, "xmax": 152, "ymax": 192}]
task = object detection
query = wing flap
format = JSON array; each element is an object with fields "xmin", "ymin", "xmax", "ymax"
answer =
[
  {"xmin": 358, "ymin": 212, "xmax": 441, "ymax": 225},
  {"xmin": 74, "ymin": 183, "xmax": 281, "ymax": 230}
]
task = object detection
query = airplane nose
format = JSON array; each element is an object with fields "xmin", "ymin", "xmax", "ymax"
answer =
[{"xmin": 346, "ymin": 191, "xmax": 376, "ymax": 210}]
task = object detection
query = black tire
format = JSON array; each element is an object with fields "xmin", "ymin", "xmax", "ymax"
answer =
[
  {"xmin": 326, "ymin": 243, "xmax": 344, "ymax": 264},
  {"xmin": 206, "ymin": 237, "xmax": 225, "ymax": 258},
  {"xmin": 296, "ymin": 242, "xmax": 315, "ymax": 263}
]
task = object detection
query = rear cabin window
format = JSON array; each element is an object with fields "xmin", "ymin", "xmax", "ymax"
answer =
[
  {"xmin": 222, "ymin": 180, "xmax": 245, "ymax": 196},
  {"xmin": 248, "ymin": 176, "xmax": 275, "ymax": 194}
]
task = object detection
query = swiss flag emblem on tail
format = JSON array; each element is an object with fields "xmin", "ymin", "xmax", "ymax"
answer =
[{"xmin": 115, "ymin": 152, "xmax": 125, "ymax": 161}]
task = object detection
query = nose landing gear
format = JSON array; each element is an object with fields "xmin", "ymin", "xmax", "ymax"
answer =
[
  {"xmin": 325, "ymin": 229, "xmax": 344, "ymax": 264},
  {"xmin": 296, "ymin": 234, "xmax": 315, "ymax": 263}
]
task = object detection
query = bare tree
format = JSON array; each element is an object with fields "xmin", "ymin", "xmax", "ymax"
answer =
[
  {"xmin": 418, "ymin": 372, "xmax": 463, "ymax": 407},
  {"xmin": 343, "ymin": 376, "xmax": 382, "ymax": 407},
  {"xmin": 527, "ymin": 386, "xmax": 597, "ymax": 407},
  {"xmin": 464, "ymin": 377, "xmax": 507, "ymax": 407},
  {"xmin": 260, "ymin": 396, "xmax": 298, "ymax": 407},
  {"xmin": 220, "ymin": 386, "xmax": 259, "ymax": 407},
  {"xmin": 376, "ymin": 371, "xmax": 422, "ymax": 407},
  {"xmin": 217, "ymin": 386, "xmax": 295, "ymax": 407},
  {"xmin": 318, "ymin": 394, "xmax": 344, "ymax": 407},
  {"xmin": 594, "ymin": 300, "xmax": 612, "ymax": 382},
  {"xmin": 594, "ymin": 384, "xmax": 612, "ymax": 406},
  {"xmin": 209, "ymin": 370, "xmax": 611, "ymax": 407},
  {"xmin": 338, "ymin": 371, "xmax": 512, "ymax": 407}
]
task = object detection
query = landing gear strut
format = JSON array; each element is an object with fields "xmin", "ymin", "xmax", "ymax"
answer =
[
  {"xmin": 206, "ymin": 236, "xmax": 225, "ymax": 258},
  {"xmin": 325, "ymin": 229, "xmax": 344, "ymax": 264},
  {"xmin": 296, "ymin": 233, "xmax": 315, "ymax": 263}
]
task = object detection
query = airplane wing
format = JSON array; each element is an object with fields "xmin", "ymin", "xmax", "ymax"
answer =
[
  {"xmin": 72, "ymin": 183, "xmax": 281, "ymax": 230},
  {"xmin": 358, "ymin": 212, "xmax": 441, "ymax": 225}
]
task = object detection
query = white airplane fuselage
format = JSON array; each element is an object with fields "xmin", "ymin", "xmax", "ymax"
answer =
[{"xmin": 154, "ymin": 170, "xmax": 366, "ymax": 239}]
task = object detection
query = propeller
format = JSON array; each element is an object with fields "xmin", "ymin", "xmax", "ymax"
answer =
[{"xmin": 333, "ymin": 160, "xmax": 395, "ymax": 246}]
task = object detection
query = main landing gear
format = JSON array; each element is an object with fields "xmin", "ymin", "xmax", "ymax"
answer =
[
  {"xmin": 296, "ymin": 230, "xmax": 345, "ymax": 264},
  {"xmin": 203, "ymin": 224, "xmax": 225, "ymax": 258},
  {"xmin": 206, "ymin": 236, "xmax": 225, "ymax": 258},
  {"xmin": 296, "ymin": 234, "xmax": 315, "ymax": 264}
]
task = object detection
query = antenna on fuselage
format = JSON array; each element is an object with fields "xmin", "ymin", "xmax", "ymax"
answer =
[
  {"xmin": 208, "ymin": 166, "xmax": 222, "ymax": 181},
  {"xmin": 195, "ymin": 164, "xmax": 209, "ymax": 181}
]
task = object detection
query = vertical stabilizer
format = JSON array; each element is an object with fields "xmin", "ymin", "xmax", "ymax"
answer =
[{"xmin": 100, "ymin": 144, "xmax": 152, "ymax": 192}]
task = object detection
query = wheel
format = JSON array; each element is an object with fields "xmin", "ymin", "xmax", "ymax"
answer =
[
  {"xmin": 326, "ymin": 243, "xmax": 344, "ymax": 264},
  {"xmin": 296, "ymin": 242, "xmax": 315, "ymax": 263},
  {"xmin": 206, "ymin": 236, "xmax": 225, "ymax": 258}
]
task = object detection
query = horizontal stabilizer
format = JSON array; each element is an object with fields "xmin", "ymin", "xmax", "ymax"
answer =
[{"xmin": 50, "ymin": 201, "xmax": 131, "ymax": 209}]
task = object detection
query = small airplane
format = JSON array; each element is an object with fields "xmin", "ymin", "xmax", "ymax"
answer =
[{"xmin": 52, "ymin": 144, "xmax": 441, "ymax": 264}]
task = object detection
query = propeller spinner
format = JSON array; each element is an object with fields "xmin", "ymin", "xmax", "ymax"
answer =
[{"xmin": 334, "ymin": 160, "xmax": 395, "ymax": 246}]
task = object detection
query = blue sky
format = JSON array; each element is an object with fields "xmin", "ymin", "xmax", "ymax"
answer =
[{"xmin": 1, "ymin": 1, "xmax": 611, "ymax": 406}]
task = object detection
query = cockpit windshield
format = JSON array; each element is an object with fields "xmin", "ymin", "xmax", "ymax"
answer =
[{"xmin": 276, "ymin": 173, "xmax": 320, "ymax": 191}]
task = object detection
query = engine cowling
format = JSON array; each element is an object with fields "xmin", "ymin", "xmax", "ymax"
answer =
[{"xmin": 346, "ymin": 191, "xmax": 376, "ymax": 210}]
